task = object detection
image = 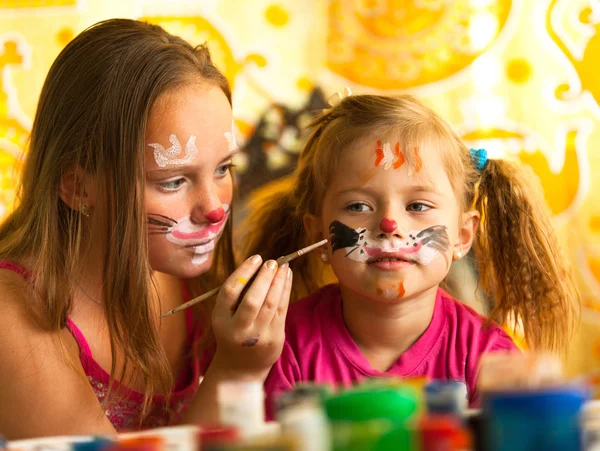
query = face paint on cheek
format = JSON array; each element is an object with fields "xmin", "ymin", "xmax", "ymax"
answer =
[
  {"xmin": 328, "ymin": 220, "xmax": 450, "ymax": 265},
  {"xmin": 150, "ymin": 205, "xmax": 230, "ymax": 266},
  {"xmin": 149, "ymin": 134, "xmax": 198, "ymax": 168}
]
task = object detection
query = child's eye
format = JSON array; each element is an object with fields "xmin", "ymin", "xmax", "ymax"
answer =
[
  {"xmin": 345, "ymin": 202, "xmax": 372, "ymax": 213},
  {"xmin": 159, "ymin": 178, "xmax": 185, "ymax": 192},
  {"xmin": 215, "ymin": 163, "xmax": 235, "ymax": 178},
  {"xmin": 407, "ymin": 202, "xmax": 431, "ymax": 212}
]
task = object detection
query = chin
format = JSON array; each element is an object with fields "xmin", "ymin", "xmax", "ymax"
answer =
[{"xmin": 152, "ymin": 252, "xmax": 215, "ymax": 279}]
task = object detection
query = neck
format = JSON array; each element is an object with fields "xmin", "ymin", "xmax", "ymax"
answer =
[
  {"xmin": 74, "ymin": 235, "xmax": 106, "ymax": 306},
  {"xmin": 339, "ymin": 284, "xmax": 438, "ymax": 358}
]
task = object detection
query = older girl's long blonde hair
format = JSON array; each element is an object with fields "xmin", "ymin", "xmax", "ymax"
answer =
[{"xmin": 0, "ymin": 19, "xmax": 235, "ymax": 420}]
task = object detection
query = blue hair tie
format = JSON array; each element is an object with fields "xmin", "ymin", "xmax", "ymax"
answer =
[{"xmin": 470, "ymin": 148, "xmax": 488, "ymax": 171}]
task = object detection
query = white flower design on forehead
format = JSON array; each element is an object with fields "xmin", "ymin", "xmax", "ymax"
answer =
[
  {"xmin": 149, "ymin": 134, "xmax": 198, "ymax": 168},
  {"xmin": 224, "ymin": 120, "xmax": 238, "ymax": 153}
]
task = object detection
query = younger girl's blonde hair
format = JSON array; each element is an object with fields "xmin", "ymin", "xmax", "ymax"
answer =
[{"xmin": 243, "ymin": 94, "xmax": 579, "ymax": 354}]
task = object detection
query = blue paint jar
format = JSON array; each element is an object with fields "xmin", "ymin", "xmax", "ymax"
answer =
[{"xmin": 484, "ymin": 386, "xmax": 589, "ymax": 451}]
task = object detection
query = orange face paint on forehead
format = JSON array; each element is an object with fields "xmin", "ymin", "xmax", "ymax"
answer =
[{"xmin": 373, "ymin": 139, "xmax": 421, "ymax": 174}]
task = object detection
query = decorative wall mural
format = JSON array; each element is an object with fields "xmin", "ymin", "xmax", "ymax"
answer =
[{"xmin": 1, "ymin": 0, "xmax": 600, "ymax": 374}]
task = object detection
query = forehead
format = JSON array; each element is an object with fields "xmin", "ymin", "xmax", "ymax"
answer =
[
  {"xmin": 330, "ymin": 133, "xmax": 450, "ymax": 189},
  {"xmin": 146, "ymin": 84, "xmax": 232, "ymax": 143}
]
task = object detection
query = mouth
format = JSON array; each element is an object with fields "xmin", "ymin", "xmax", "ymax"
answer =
[
  {"xmin": 184, "ymin": 238, "xmax": 216, "ymax": 254},
  {"xmin": 366, "ymin": 251, "xmax": 415, "ymax": 264}
]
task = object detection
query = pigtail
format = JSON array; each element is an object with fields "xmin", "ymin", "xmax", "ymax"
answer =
[{"xmin": 474, "ymin": 158, "xmax": 579, "ymax": 353}]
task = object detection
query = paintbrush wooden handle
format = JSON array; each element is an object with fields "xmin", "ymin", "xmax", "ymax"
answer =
[
  {"xmin": 159, "ymin": 286, "xmax": 221, "ymax": 318},
  {"xmin": 159, "ymin": 239, "xmax": 328, "ymax": 319}
]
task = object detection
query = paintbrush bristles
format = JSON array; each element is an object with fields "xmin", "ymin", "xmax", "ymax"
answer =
[{"xmin": 159, "ymin": 239, "xmax": 329, "ymax": 319}]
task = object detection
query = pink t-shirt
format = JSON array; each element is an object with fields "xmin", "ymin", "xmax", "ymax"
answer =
[{"xmin": 264, "ymin": 284, "xmax": 518, "ymax": 417}]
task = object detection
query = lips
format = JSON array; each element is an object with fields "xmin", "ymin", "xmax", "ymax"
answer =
[
  {"xmin": 170, "ymin": 215, "xmax": 228, "ymax": 241},
  {"xmin": 364, "ymin": 244, "xmax": 422, "ymax": 263}
]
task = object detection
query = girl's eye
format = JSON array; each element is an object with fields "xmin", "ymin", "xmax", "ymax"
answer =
[
  {"xmin": 215, "ymin": 163, "xmax": 235, "ymax": 177},
  {"xmin": 159, "ymin": 178, "xmax": 185, "ymax": 191},
  {"xmin": 345, "ymin": 202, "xmax": 372, "ymax": 213},
  {"xmin": 407, "ymin": 202, "xmax": 431, "ymax": 212}
]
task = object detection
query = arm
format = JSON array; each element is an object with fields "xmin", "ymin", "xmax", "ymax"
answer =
[
  {"xmin": 0, "ymin": 271, "xmax": 116, "ymax": 439},
  {"xmin": 181, "ymin": 255, "xmax": 293, "ymax": 424}
]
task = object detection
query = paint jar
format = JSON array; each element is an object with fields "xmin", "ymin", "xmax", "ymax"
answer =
[
  {"xmin": 325, "ymin": 387, "xmax": 420, "ymax": 450},
  {"xmin": 425, "ymin": 381, "xmax": 469, "ymax": 417},
  {"xmin": 198, "ymin": 425, "xmax": 239, "ymax": 451},
  {"xmin": 418, "ymin": 415, "xmax": 472, "ymax": 451},
  {"xmin": 73, "ymin": 438, "xmax": 114, "ymax": 451},
  {"xmin": 276, "ymin": 382, "xmax": 331, "ymax": 411},
  {"xmin": 113, "ymin": 437, "xmax": 164, "ymax": 451},
  {"xmin": 483, "ymin": 385, "xmax": 589, "ymax": 451},
  {"xmin": 217, "ymin": 381, "xmax": 265, "ymax": 438},
  {"xmin": 325, "ymin": 386, "xmax": 418, "ymax": 423},
  {"xmin": 201, "ymin": 435, "xmax": 298, "ymax": 451},
  {"xmin": 278, "ymin": 397, "xmax": 330, "ymax": 451}
]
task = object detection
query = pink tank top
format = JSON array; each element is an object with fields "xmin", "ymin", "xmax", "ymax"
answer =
[{"xmin": 0, "ymin": 260, "xmax": 206, "ymax": 431}]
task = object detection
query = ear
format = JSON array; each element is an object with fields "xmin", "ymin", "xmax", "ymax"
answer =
[
  {"xmin": 303, "ymin": 213, "xmax": 324, "ymax": 243},
  {"xmin": 454, "ymin": 209, "xmax": 480, "ymax": 261},
  {"xmin": 58, "ymin": 165, "xmax": 97, "ymax": 212},
  {"xmin": 304, "ymin": 213, "xmax": 330, "ymax": 264}
]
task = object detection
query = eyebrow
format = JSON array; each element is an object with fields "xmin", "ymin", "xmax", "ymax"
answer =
[
  {"xmin": 335, "ymin": 183, "xmax": 440, "ymax": 197},
  {"xmin": 147, "ymin": 150, "xmax": 238, "ymax": 176}
]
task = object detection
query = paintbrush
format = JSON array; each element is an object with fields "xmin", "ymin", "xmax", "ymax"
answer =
[{"xmin": 160, "ymin": 239, "xmax": 328, "ymax": 318}]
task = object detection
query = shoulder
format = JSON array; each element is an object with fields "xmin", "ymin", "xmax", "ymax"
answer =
[{"xmin": 439, "ymin": 289, "xmax": 518, "ymax": 352}]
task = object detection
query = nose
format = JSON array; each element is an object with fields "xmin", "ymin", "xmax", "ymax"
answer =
[
  {"xmin": 379, "ymin": 217, "xmax": 397, "ymax": 234},
  {"xmin": 205, "ymin": 206, "xmax": 225, "ymax": 224},
  {"xmin": 377, "ymin": 216, "xmax": 408, "ymax": 239},
  {"xmin": 189, "ymin": 184, "xmax": 226, "ymax": 225}
]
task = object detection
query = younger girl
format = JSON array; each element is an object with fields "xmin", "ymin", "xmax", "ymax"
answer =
[
  {"xmin": 0, "ymin": 19, "xmax": 291, "ymax": 438},
  {"xmin": 244, "ymin": 94, "xmax": 580, "ymax": 411}
]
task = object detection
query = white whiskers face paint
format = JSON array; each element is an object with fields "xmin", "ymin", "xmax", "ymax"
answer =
[
  {"xmin": 147, "ymin": 204, "xmax": 230, "ymax": 265},
  {"xmin": 328, "ymin": 220, "xmax": 449, "ymax": 265},
  {"xmin": 149, "ymin": 134, "xmax": 198, "ymax": 168},
  {"xmin": 224, "ymin": 120, "xmax": 238, "ymax": 153}
]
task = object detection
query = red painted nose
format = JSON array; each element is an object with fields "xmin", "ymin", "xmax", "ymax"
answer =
[
  {"xmin": 379, "ymin": 217, "xmax": 397, "ymax": 233},
  {"xmin": 205, "ymin": 207, "xmax": 225, "ymax": 223}
]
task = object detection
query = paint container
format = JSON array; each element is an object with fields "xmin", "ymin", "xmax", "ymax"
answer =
[
  {"xmin": 277, "ymin": 396, "xmax": 330, "ymax": 451},
  {"xmin": 325, "ymin": 386, "xmax": 419, "ymax": 423},
  {"xmin": 425, "ymin": 381, "xmax": 469, "ymax": 417},
  {"xmin": 202, "ymin": 435, "xmax": 299, "ymax": 451},
  {"xmin": 73, "ymin": 438, "xmax": 113, "ymax": 451},
  {"xmin": 198, "ymin": 425, "xmax": 239, "ymax": 451},
  {"xmin": 217, "ymin": 381, "xmax": 265, "ymax": 438},
  {"xmin": 0, "ymin": 436, "xmax": 6, "ymax": 450},
  {"xmin": 113, "ymin": 437, "xmax": 163, "ymax": 451},
  {"xmin": 483, "ymin": 385, "xmax": 589, "ymax": 451},
  {"xmin": 274, "ymin": 383, "xmax": 331, "ymax": 416},
  {"xmin": 325, "ymin": 387, "xmax": 419, "ymax": 450},
  {"xmin": 418, "ymin": 415, "xmax": 471, "ymax": 451}
]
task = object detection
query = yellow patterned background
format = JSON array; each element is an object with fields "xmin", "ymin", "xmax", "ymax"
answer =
[{"xmin": 1, "ymin": 0, "xmax": 599, "ymax": 374}]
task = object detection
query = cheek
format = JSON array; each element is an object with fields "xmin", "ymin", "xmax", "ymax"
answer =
[{"xmin": 216, "ymin": 177, "xmax": 234, "ymax": 205}]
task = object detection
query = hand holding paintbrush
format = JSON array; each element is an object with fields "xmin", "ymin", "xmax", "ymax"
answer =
[{"xmin": 160, "ymin": 239, "xmax": 328, "ymax": 318}]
